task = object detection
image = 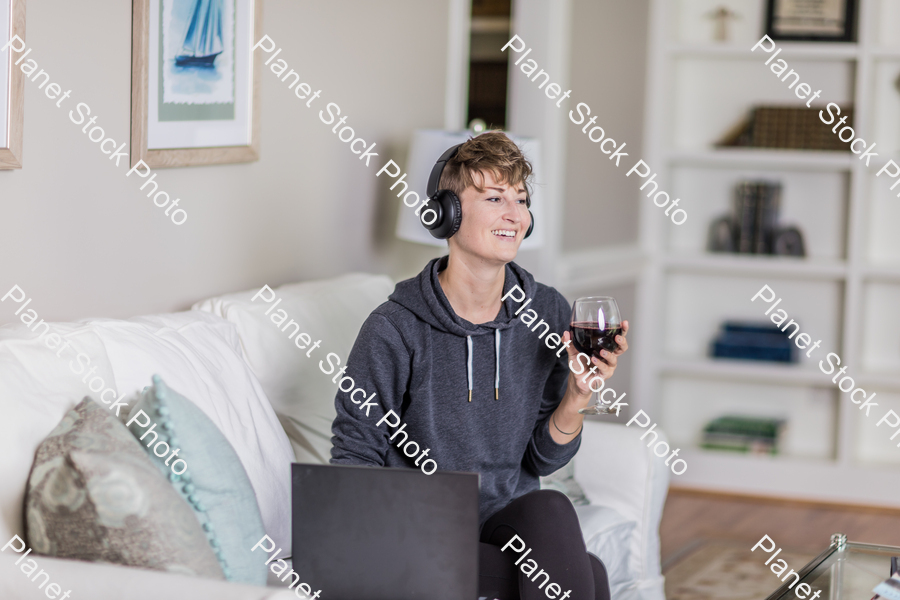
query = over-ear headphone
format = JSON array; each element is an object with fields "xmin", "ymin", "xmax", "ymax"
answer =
[{"xmin": 421, "ymin": 143, "xmax": 535, "ymax": 240}]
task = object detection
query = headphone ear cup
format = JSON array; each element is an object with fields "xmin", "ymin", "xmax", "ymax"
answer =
[
  {"xmin": 524, "ymin": 209, "xmax": 535, "ymax": 239},
  {"xmin": 423, "ymin": 190, "xmax": 462, "ymax": 239},
  {"xmin": 447, "ymin": 192, "xmax": 463, "ymax": 238}
]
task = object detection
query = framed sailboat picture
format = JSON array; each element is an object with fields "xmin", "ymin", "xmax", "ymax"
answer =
[
  {"xmin": 0, "ymin": 0, "xmax": 25, "ymax": 169},
  {"xmin": 131, "ymin": 0, "xmax": 262, "ymax": 167}
]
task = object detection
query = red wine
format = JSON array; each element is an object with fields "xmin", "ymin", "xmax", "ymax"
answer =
[{"xmin": 571, "ymin": 322, "xmax": 620, "ymax": 358}]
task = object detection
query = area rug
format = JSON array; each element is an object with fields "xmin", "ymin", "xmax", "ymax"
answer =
[{"xmin": 663, "ymin": 540, "xmax": 817, "ymax": 600}]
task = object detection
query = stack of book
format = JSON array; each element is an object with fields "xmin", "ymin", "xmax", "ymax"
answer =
[
  {"xmin": 701, "ymin": 416, "xmax": 786, "ymax": 455},
  {"xmin": 710, "ymin": 321, "xmax": 798, "ymax": 363},
  {"xmin": 734, "ymin": 181, "xmax": 780, "ymax": 254},
  {"xmin": 708, "ymin": 180, "xmax": 806, "ymax": 256},
  {"xmin": 717, "ymin": 106, "xmax": 854, "ymax": 151}
]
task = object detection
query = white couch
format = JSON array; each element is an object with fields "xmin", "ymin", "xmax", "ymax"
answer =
[{"xmin": 0, "ymin": 273, "xmax": 668, "ymax": 600}]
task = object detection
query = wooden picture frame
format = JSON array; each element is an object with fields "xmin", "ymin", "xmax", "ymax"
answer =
[
  {"xmin": 765, "ymin": 0, "xmax": 857, "ymax": 43},
  {"xmin": 130, "ymin": 0, "xmax": 262, "ymax": 168},
  {"xmin": 0, "ymin": 0, "xmax": 25, "ymax": 169}
]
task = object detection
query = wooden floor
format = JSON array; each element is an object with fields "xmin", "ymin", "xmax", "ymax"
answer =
[{"xmin": 660, "ymin": 487, "xmax": 900, "ymax": 568}]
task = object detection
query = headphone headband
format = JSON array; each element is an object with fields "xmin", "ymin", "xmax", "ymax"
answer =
[
  {"xmin": 426, "ymin": 144, "xmax": 461, "ymax": 199},
  {"xmin": 426, "ymin": 143, "xmax": 531, "ymax": 208}
]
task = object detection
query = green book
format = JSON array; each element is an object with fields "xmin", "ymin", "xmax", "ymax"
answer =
[{"xmin": 701, "ymin": 416, "xmax": 786, "ymax": 455}]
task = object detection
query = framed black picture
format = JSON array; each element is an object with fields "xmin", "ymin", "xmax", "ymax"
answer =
[{"xmin": 764, "ymin": 0, "xmax": 857, "ymax": 42}]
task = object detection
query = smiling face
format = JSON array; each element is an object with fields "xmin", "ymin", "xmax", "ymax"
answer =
[{"xmin": 448, "ymin": 169, "xmax": 531, "ymax": 266}]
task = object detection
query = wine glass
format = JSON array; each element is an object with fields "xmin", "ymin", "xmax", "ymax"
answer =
[{"xmin": 570, "ymin": 297, "xmax": 622, "ymax": 415}]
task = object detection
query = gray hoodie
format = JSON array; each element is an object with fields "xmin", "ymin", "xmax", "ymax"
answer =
[{"xmin": 330, "ymin": 256, "xmax": 581, "ymax": 523}]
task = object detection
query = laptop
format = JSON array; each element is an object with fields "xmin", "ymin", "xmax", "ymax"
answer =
[{"xmin": 291, "ymin": 463, "xmax": 480, "ymax": 600}]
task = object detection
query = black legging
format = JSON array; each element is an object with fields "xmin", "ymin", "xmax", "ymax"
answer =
[{"xmin": 478, "ymin": 489, "xmax": 611, "ymax": 600}]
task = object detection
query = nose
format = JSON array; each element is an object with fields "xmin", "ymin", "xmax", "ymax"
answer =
[{"xmin": 502, "ymin": 198, "xmax": 522, "ymax": 221}]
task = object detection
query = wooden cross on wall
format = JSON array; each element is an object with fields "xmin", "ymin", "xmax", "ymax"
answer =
[{"xmin": 707, "ymin": 6, "xmax": 740, "ymax": 42}]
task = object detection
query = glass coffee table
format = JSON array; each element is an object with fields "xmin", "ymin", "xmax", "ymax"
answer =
[{"xmin": 766, "ymin": 534, "xmax": 900, "ymax": 599}]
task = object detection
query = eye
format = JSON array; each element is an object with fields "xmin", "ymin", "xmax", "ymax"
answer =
[
  {"xmin": 487, "ymin": 197, "xmax": 502, "ymax": 203},
  {"xmin": 517, "ymin": 198, "xmax": 527, "ymax": 205}
]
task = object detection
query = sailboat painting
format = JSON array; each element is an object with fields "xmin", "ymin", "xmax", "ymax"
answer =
[{"xmin": 162, "ymin": 0, "xmax": 234, "ymax": 106}]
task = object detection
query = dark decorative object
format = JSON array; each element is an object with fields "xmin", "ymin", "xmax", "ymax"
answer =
[
  {"xmin": 765, "ymin": 0, "xmax": 857, "ymax": 42},
  {"xmin": 710, "ymin": 321, "xmax": 798, "ymax": 363},
  {"xmin": 708, "ymin": 181, "xmax": 805, "ymax": 257},
  {"xmin": 773, "ymin": 227, "xmax": 807, "ymax": 256},
  {"xmin": 718, "ymin": 106, "xmax": 854, "ymax": 151},
  {"xmin": 708, "ymin": 216, "xmax": 736, "ymax": 252}
]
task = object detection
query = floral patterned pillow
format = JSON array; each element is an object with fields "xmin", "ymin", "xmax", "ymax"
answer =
[{"xmin": 24, "ymin": 397, "xmax": 224, "ymax": 579}]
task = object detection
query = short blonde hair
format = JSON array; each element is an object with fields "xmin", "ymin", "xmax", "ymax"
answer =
[{"xmin": 438, "ymin": 131, "xmax": 532, "ymax": 203}]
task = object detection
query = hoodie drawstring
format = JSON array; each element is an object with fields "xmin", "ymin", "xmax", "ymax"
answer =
[
  {"xmin": 495, "ymin": 329, "xmax": 501, "ymax": 400},
  {"xmin": 465, "ymin": 330, "xmax": 502, "ymax": 402},
  {"xmin": 466, "ymin": 336, "xmax": 473, "ymax": 402}
]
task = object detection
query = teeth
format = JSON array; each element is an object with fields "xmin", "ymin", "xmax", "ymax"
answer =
[{"xmin": 492, "ymin": 230, "xmax": 515, "ymax": 237}]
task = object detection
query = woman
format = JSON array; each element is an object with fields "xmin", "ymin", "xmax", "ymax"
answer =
[{"xmin": 330, "ymin": 131, "xmax": 629, "ymax": 600}]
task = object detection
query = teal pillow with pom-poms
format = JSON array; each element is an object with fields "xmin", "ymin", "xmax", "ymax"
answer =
[{"xmin": 126, "ymin": 375, "xmax": 268, "ymax": 585}]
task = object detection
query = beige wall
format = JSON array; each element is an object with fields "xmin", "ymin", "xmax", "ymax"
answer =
[
  {"xmin": 0, "ymin": 0, "xmax": 450, "ymax": 324},
  {"xmin": 1, "ymin": 0, "xmax": 652, "ymax": 325},
  {"xmin": 562, "ymin": 0, "xmax": 649, "ymax": 251}
]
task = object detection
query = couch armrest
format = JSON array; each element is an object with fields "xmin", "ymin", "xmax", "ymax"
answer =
[
  {"xmin": 0, "ymin": 554, "xmax": 296, "ymax": 600},
  {"xmin": 573, "ymin": 421, "xmax": 670, "ymax": 587}
]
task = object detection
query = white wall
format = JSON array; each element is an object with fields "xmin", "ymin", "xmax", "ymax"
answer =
[
  {"xmin": 562, "ymin": 0, "xmax": 649, "ymax": 251},
  {"xmin": 0, "ymin": 0, "xmax": 451, "ymax": 324}
]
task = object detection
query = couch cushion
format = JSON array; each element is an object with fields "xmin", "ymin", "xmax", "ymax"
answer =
[
  {"xmin": 127, "ymin": 375, "xmax": 268, "ymax": 585},
  {"xmin": 573, "ymin": 421, "xmax": 670, "ymax": 588},
  {"xmin": 0, "ymin": 321, "xmax": 118, "ymax": 544},
  {"xmin": 574, "ymin": 504, "xmax": 636, "ymax": 597},
  {"xmin": 25, "ymin": 398, "xmax": 224, "ymax": 579},
  {"xmin": 88, "ymin": 311, "xmax": 295, "ymax": 555},
  {"xmin": 0, "ymin": 552, "xmax": 299, "ymax": 600},
  {"xmin": 193, "ymin": 273, "xmax": 394, "ymax": 465}
]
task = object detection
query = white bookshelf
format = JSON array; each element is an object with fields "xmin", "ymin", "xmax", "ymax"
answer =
[{"xmin": 634, "ymin": 0, "xmax": 900, "ymax": 506}]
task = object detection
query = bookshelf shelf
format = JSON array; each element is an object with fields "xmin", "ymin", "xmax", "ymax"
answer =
[
  {"xmin": 663, "ymin": 254, "xmax": 847, "ymax": 280},
  {"xmin": 864, "ymin": 263, "xmax": 900, "ymax": 281},
  {"xmin": 682, "ymin": 447, "xmax": 837, "ymax": 467},
  {"xmin": 858, "ymin": 372, "xmax": 900, "ymax": 391},
  {"xmin": 668, "ymin": 149, "xmax": 855, "ymax": 171},
  {"xmin": 659, "ymin": 358, "xmax": 831, "ymax": 386},
  {"xmin": 870, "ymin": 48, "xmax": 900, "ymax": 59},
  {"xmin": 668, "ymin": 43, "xmax": 861, "ymax": 61},
  {"xmin": 636, "ymin": 0, "xmax": 900, "ymax": 507},
  {"xmin": 672, "ymin": 449, "xmax": 900, "ymax": 507}
]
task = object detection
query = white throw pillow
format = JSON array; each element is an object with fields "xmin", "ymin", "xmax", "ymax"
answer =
[
  {"xmin": 193, "ymin": 273, "xmax": 394, "ymax": 466},
  {"xmin": 89, "ymin": 311, "xmax": 296, "ymax": 555},
  {"xmin": 0, "ymin": 322, "xmax": 117, "ymax": 543}
]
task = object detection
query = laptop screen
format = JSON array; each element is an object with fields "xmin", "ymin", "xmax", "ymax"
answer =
[{"xmin": 291, "ymin": 463, "xmax": 480, "ymax": 600}]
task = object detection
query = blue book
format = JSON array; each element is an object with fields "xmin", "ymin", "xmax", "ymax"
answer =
[
  {"xmin": 711, "ymin": 321, "xmax": 797, "ymax": 363},
  {"xmin": 722, "ymin": 322, "xmax": 785, "ymax": 335}
]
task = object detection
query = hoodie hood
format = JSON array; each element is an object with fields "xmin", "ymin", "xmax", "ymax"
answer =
[
  {"xmin": 388, "ymin": 255, "xmax": 538, "ymax": 337},
  {"xmin": 389, "ymin": 256, "xmax": 539, "ymax": 402}
]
